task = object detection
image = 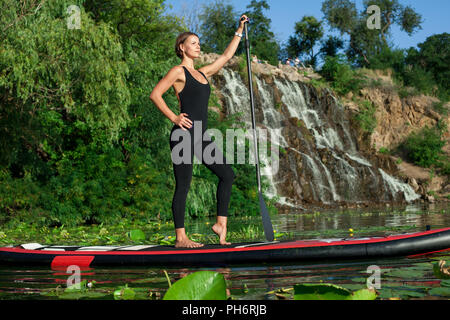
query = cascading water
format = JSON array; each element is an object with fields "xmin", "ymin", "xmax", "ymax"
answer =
[{"xmin": 215, "ymin": 68, "xmax": 420, "ymax": 210}]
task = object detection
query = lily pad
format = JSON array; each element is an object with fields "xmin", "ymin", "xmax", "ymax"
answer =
[
  {"xmin": 294, "ymin": 283, "xmax": 377, "ymax": 300},
  {"xmin": 378, "ymin": 287, "xmax": 427, "ymax": 299},
  {"xmin": 428, "ymin": 286, "xmax": 450, "ymax": 297},
  {"xmin": 384, "ymin": 268, "xmax": 427, "ymax": 279},
  {"xmin": 351, "ymin": 288, "xmax": 378, "ymax": 300},
  {"xmin": 114, "ymin": 285, "xmax": 136, "ymax": 300},
  {"xmin": 163, "ymin": 271, "xmax": 227, "ymax": 300},
  {"xmin": 58, "ymin": 291, "xmax": 108, "ymax": 300},
  {"xmin": 127, "ymin": 229, "xmax": 146, "ymax": 242},
  {"xmin": 440, "ymin": 280, "xmax": 450, "ymax": 287}
]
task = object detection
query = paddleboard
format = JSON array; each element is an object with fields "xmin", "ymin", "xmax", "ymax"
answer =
[{"xmin": 0, "ymin": 227, "xmax": 449, "ymax": 267}]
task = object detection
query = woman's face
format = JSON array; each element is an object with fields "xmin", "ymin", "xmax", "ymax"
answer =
[{"xmin": 180, "ymin": 35, "xmax": 201, "ymax": 59}]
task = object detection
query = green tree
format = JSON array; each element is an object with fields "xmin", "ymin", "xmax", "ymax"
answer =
[
  {"xmin": 82, "ymin": 0, "xmax": 184, "ymax": 163},
  {"xmin": 286, "ymin": 16, "xmax": 324, "ymax": 67},
  {"xmin": 321, "ymin": 0, "xmax": 358, "ymax": 34},
  {"xmin": 320, "ymin": 54, "xmax": 365, "ymax": 95},
  {"xmin": 319, "ymin": 35, "xmax": 345, "ymax": 59},
  {"xmin": 404, "ymin": 33, "xmax": 450, "ymax": 98},
  {"xmin": 402, "ymin": 121, "xmax": 448, "ymax": 169},
  {"xmin": 321, "ymin": 0, "xmax": 423, "ymax": 67},
  {"xmin": 198, "ymin": 0, "xmax": 238, "ymax": 54},
  {"xmin": 0, "ymin": 0, "xmax": 184, "ymax": 225},
  {"xmin": 242, "ymin": 0, "xmax": 280, "ymax": 65},
  {"xmin": 0, "ymin": 0, "xmax": 276, "ymax": 227},
  {"xmin": 0, "ymin": 0, "xmax": 131, "ymax": 171}
]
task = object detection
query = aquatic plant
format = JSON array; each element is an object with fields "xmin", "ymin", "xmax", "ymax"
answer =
[{"xmin": 163, "ymin": 271, "xmax": 227, "ymax": 300}]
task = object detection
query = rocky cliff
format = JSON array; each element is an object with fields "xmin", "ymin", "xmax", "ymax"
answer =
[{"xmin": 197, "ymin": 53, "xmax": 450, "ymax": 212}]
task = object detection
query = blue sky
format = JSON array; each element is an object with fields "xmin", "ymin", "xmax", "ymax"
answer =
[{"xmin": 164, "ymin": 0, "xmax": 450, "ymax": 50}]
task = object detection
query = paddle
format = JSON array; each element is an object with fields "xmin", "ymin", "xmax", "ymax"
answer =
[{"xmin": 243, "ymin": 18, "xmax": 275, "ymax": 242}]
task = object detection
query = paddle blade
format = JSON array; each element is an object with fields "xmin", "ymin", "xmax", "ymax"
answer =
[{"xmin": 259, "ymin": 192, "xmax": 274, "ymax": 242}]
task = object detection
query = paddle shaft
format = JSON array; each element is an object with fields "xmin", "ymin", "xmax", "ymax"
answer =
[
  {"xmin": 243, "ymin": 22, "xmax": 262, "ymax": 193},
  {"xmin": 243, "ymin": 21, "xmax": 274, "ymax": 242}
]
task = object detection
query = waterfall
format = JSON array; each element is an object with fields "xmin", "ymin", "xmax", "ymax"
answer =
[
  {"xmin": 221, "ymin": 69, "xmax": 251, "ymax": 123},
  {"xmin": 379, "ymin": 169, "xmax": 421, "ymax": 202},
  {"xmin": 216, "ymin": 68, "xmax": 420, "ymax": 209}
]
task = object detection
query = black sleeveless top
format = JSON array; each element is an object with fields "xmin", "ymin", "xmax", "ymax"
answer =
[{"xmin": 173, "ymin": 66, "xmax": 211, "ymax": 134}]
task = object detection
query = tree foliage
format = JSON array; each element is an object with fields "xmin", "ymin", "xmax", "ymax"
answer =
[
  {"xmin": 197, "ymin": 0, "xmax": 238, "ymax": 54},
  {"xmin": 197, "ymin": 0, "xmax": 280, "ymax": 65},
  {"xmin": 0, "ymin": 0, "xmax": 131, "ymax": 168},
  {"xmin": 321, "ymin": 0, "xmax": 423, "ymax": 67},
  {"xmin": 321, "ymin": 0, "xmax": 358, "ymax": 35},
  {"xmin": 404, "ymin": 33, "xmax": 450, "ymax": 97},
  {"xmin": 0, "ymin": 0, "xmax": 274, "ymax": 227},
  {"xmin": 286, "ymin": 16, "xmax": 324, "ymax": 67},
  {"xmin": 319, "ymin": 35, "xmax": 345, "ymax": 59},
  {"xmin": 242, "ymin": 0, "xmax": 280, "ymax": 65}
]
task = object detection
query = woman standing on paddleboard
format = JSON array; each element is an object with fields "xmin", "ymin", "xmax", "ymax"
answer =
[{"xmin": 150, "ymin": 15, "xmax": 249, "ymax": 248}]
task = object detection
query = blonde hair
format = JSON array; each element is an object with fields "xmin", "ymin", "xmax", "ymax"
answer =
[{"xmin": 175, "ymin": 32, "xmax": 199, "ymax": 59}]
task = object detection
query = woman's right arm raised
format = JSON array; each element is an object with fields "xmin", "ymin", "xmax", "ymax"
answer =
[{"xmin": 150, "ymin": 66, "xmax": 193, "ymax": 131}]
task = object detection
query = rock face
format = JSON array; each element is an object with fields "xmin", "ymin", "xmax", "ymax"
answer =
[{"xmin": 196, "ymin": 53, "xmax": 449, "ymax": 211}]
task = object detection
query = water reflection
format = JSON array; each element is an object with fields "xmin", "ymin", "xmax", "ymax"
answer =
[
  {"xmin": 261, "ymin": 203, "xmax": 450, "ymax": 239},
  {"xmin": 1, "ymin": 251, "xmax": 449, "ymax": 300}
]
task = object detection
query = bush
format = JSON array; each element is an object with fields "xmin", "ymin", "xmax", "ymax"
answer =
[
  {"xmin": 400, "ymin": 66, "xmax": 438, "ymax": 96},
  {"xmin": 354, "ymin": 100, "xmax": 377, "ymax": 134},
  {"xmin": 320, "ymin": 55, "xmax": 366, "ymax": 95},
  {"xmin": 368, "ymin": 46, "xmax": 406, "ymax": 73},
  {"xmin": 400, "ymin": 120, "xmax": 447, "ymax": 168}
]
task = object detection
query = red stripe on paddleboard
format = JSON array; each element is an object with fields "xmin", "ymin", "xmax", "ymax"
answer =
[{"xmin": 51, "ymin": 256, "xmax": 94, "ymax": 268}]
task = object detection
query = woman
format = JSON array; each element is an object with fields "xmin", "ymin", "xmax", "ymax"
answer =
[{"xmin": 150, "ymin": 15, "xmax": 249, "ymax": 248}]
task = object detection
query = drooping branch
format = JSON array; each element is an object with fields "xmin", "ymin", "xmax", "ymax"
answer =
[{"xmin": 1, "ymin": 0, "xmax": 46, "ymax": 35}]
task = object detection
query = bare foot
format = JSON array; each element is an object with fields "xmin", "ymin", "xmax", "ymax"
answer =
[
  {"xmin": 175, "ymin": 238, "xmax": 204, "ymax": 248},
  {"xmin": 212, "ymin": 223, "xmax": 231, "ymax": 245}
]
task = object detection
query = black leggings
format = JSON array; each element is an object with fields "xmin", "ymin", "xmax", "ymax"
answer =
[{"xmin": 169, "ymin": 127, "xmax": 236, "ymax": 229}]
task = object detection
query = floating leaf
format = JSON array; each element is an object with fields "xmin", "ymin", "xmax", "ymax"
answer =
[
  {"xmin": 440, "ymin": 280, "xmax": 450, "ymax": 287},
  {"xmin": 294, "ymin": 284, "xmax": 351, "ymax": 300},
  {"xmin": 428, "ymin": 287, "xmax": 450, "ymax": 297},
  {"xmin": 127, "ymin": 229, "xmax": 145, "ymax": 242},
  {"xmin": 294, "ymin": 284, "xmax": 377, "ymax": 300},
  {"xmin": 384, "ymin": 268, "xmax": 427, "ymax": 279},
  {"xmin": 65, "ymin": 280, "xmax": 88, "ymax": 292},
  {"xmin": 41, "ymin": 280, "xmax": 106, "ymax": 300},
  {"xmin": 351, "ymin": 288, "xmax": 378, "ymax": 300},
  {"xmin": 163, "ymin": 271, "xmax": 227, "ymax": 300},
  {"xmin": 58, "ymin": 291, "xmax": 108, "ymax": 300},
  {"xmin": 114, "ymin": 285, "xmax": 136, "ymax": 300}
]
